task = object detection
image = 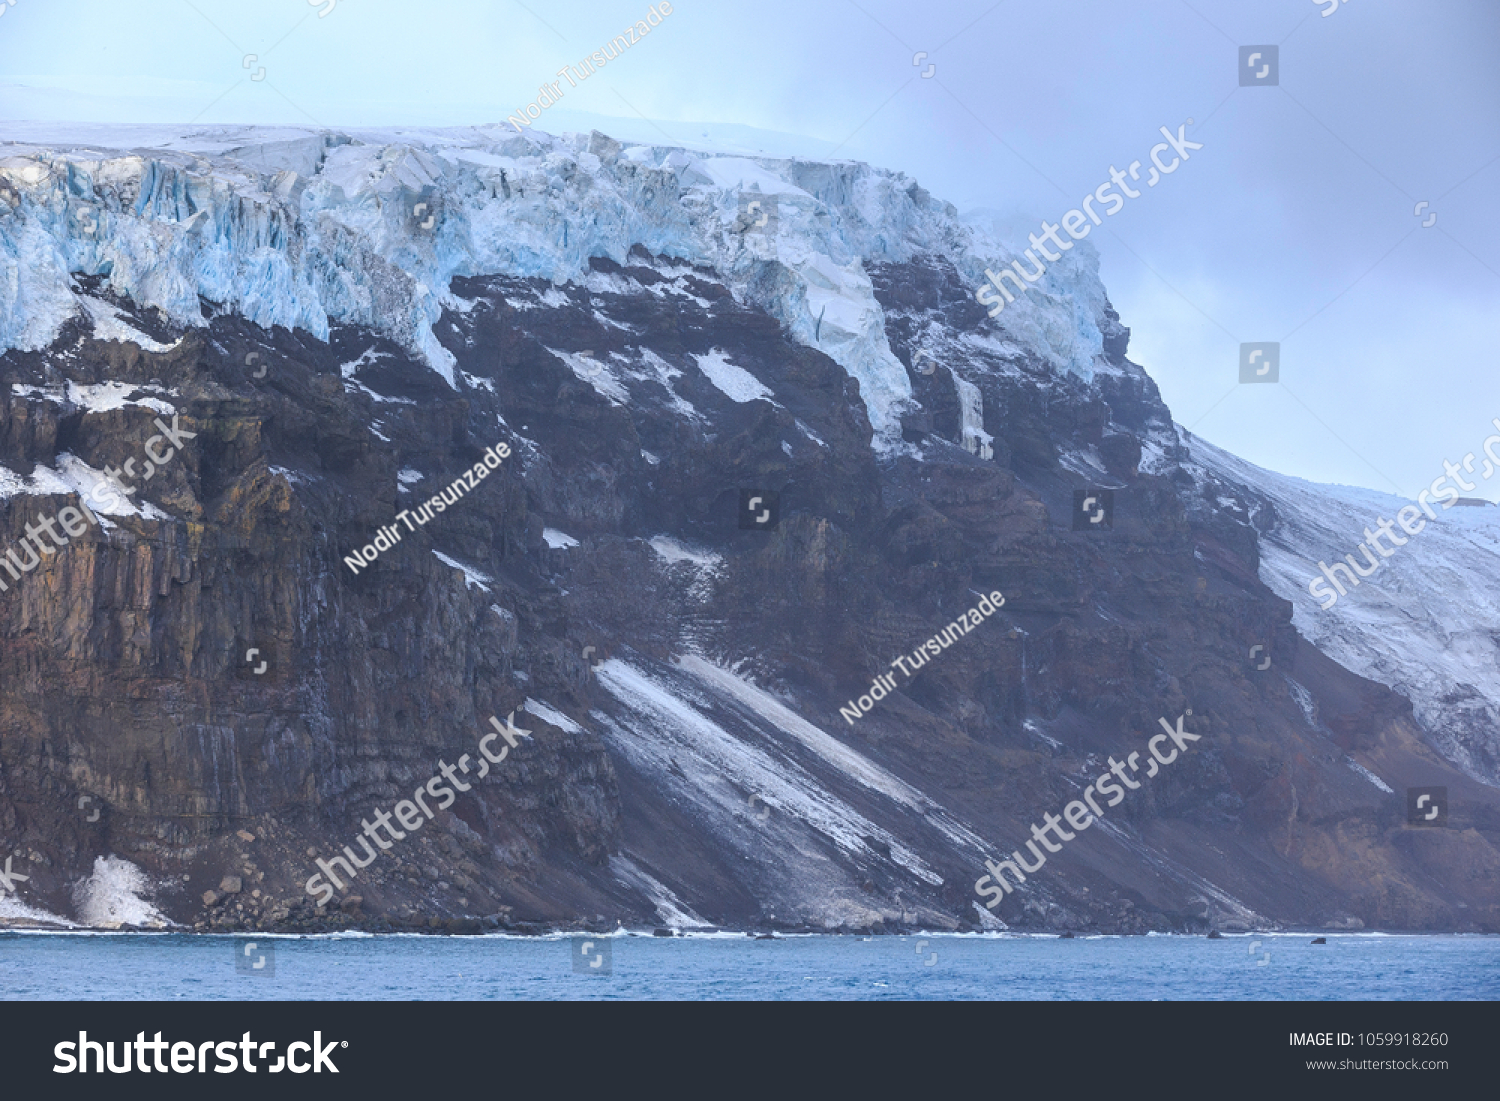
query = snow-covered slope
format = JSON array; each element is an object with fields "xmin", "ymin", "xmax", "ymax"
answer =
[
  {"xmin": 0, "ymin": 122, "xmax": 1116, "ymax": 450},
  {"xmin": 1189, "ymin": 433, "xmax": 1500, "ymax": 787}
]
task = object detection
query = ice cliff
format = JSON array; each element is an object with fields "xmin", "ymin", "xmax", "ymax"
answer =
[{"xmin": 0, "ymin": 122, "xmax": 1114, "ymax": 451}]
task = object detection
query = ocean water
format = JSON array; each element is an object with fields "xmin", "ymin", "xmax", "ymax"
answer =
[{"xmin": 1, "ymin": 931, "xmax": 1496, "ymax": 1000}]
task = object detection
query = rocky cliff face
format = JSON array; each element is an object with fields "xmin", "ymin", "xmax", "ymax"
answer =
[{"xmin": 0, "ymin": 125, "xmax": 1495, "ymax": 934}]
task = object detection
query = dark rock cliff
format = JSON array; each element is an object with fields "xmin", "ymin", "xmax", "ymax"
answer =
[{"xmin": 1, "ymin": 152, "xmax": 1496, "ymax": 937}]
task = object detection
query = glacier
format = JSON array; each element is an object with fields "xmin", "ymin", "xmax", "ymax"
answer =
[
  {"xmin": 0, "ymin": 122, "xmax": 1118, "ymax": 451},
  {"xmin": 1190, "ymin": 434, "xmax": 1500, "ymax": 787}
]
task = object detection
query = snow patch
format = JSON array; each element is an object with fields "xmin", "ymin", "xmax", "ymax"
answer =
[
  {"xmin": 78, "ymin": 297, "xmax": 182, "ymax": 354},
  {"xmin": 648, "ymin": 535, "xmax": 721, "ymax": 570},
  {"xmin": 8, "ymin": 383, "xmax": 64, "ymax": 402},
  {"xmin": 1347, "ymin": 758, "xmax": 1395, "ymax": 793},
  {"xmin": 341, "ymin": 348, "xmax": 389, "ymax": 378},
  {"xmin": 676, "ymin": 655, "xmax": 947, "ymax": 819},
  {"xmin": 431, "ymin": 550, "xmax": 491, "ymax": 591},
  {"xmin": 594, "ymin": 657, "xmax": 944, "ymax": 884},
  {"xmin": 1285, "ymin": 677, "xmax": 1324, "ymax": 732},
  {"xmin": 674, "ymin": 653, "xmax": 995, "ymax": 856},
  {"xmin": 543, "ymin": 527, "xmax": 580, "ymax": 549},
  {"xmin": 64, "ymin": 380, "xmax": 177, "ymax": 416},
  {"xmin": 795, "ymin": 419, "xmax": 826, "ymax": 448},
  {"xmin": 523, "ymin": 697, "xmax": 584, "ymax": 734},
  {"xmin": 549, "ymin": 347, "xmax": 630, "ymax": 405},
  {"xmin": 635, "ymin": 349, "xmax": 701, "ymax": 420},
  {"xmin": 346, "ymin": 379, "xmax": 415, "ymax": 405},
  {"xmin": 691, "ymin": 349, "xmax": 774, "ymax": 404},
  {"xmin": 0, "ymin": 454, "xmax": 170, "ymax": 522}
]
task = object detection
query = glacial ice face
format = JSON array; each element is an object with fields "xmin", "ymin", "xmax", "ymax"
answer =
[
  {"xmin": 953, "ymin": 374, "xmax": 994, "ymax": 461},
  {"xmin": 0, "ymin": 123, "xmax": 1118, "ymax": 451},
  {"xmin": 959, "ymin": 209, "xmax": 1109, "ymax": 385}
]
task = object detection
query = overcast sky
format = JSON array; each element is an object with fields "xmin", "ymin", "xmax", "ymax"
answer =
[{"xmin": 2, "ymin": 0, "xmax": 1496, "ymax": 500}]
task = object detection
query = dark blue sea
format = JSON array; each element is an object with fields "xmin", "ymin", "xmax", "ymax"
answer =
[{"xmin": 2, "ymin": 931, "xmax": 1496, "ymax": 1000}]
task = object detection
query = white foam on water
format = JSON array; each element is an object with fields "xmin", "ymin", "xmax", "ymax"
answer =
[
  {"xmin": 0, "ymin": 893, "xmax": 78, "ymax": 928},
  {"xmin": 71, "ymin": 855, "xmax": 173, "ymax": 929}
]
